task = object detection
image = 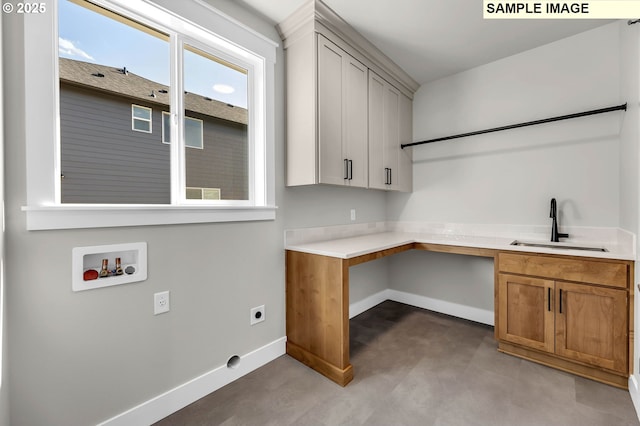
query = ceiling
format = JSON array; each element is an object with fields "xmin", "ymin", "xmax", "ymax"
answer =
[{"xmin": 237, "ymin": 0, "xmax": 614, "ymax": 85}]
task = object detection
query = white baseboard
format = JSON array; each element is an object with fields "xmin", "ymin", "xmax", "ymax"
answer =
[
  {"xmin": 98, "ymin": 337, "xmax": 286, "ymax": 426},
  {"xmin": 629, "ymin": 375, "xmax": 640, "ymax": 422},
  {"xmin": 349, "ymin": 289, "xmax": 494, "ymax": 326},
  {"xmin": 349, "ymin": 289, "xmax": 392, "ymax": 318},
  {"xmin": 387, "ymin": 290, "xmax": 494, "ymax": 326}
]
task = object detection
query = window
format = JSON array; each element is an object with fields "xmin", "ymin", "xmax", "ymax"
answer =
[
  {"xmin": 23, "ymin": 0, "xmax": 277, "ymax": 229},
  {"xmin": 132, "ymin": 105, "xmax": 152, "ymax": 133},
  {"xmin": 162, "ymin": 113, "xmax": 203, "ymax": 150},
  {"xmin": 184, "ymin": 117, "xmax": 203, "ymax": 149},
  {"xmin": 186, "ymin": 187, "xmax": 221, "ymax": 200}
]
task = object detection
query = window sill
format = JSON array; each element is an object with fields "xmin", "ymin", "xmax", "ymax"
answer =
[{"xmin": 22, "ymin": 204, "xmax": 277, "ymax": 230}]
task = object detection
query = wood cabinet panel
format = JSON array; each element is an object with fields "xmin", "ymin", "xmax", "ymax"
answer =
[
  {"xmin": 498, "ymin": 274, "xmax": 555, "ymax": 353},
  {"xmin": 496, "ymin": 252, "xmax": 631, "ymax": 387},
  {"xmin": 555, "ymin": 281, "xmax": 627, "ymax": 373},
  {"xmin": 285, "ymin": 250, "xmax": 352, "ymax": 386},
  {"xmin": 498, "ymin": 252, "xmax": 628, "ymax": 288}
]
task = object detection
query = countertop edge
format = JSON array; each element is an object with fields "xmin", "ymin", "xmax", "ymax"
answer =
[{"xmin": 284, "ymin": 232, "xmax": 635, "ymax": 261}]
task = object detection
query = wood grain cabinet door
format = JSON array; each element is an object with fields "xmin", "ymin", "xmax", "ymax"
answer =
[
  {"xmin": 498, "ymin": 273, "xmax": 555, "ymax": 353},
  {"xmin": 555, "ymin": 281, "xmax": 628, "ymax": 373}
]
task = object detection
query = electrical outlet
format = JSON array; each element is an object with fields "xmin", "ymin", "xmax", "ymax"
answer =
[
  {"xmin": 250, "ymin": 305, "xmax": 265, "ymax": 325},
  {"xmin": 154, "ymin": 291, "xmax": 170, "ymax": 315},
  {"xmin": 350, "ymin": 209, "xmax": 356, "ymax": 221}
]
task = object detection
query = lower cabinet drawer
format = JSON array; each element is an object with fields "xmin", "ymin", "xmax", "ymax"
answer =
[{"xmin": 498, "ymin": 252, "xmax": 629, "ymax": 289}]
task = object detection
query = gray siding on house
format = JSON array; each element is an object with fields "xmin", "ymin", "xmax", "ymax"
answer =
[
  {"xmin": 60, "ymin": 83, "xmax": 171, "ymax": 204},
  {"xmin": 185, "ymin": 111, "xmax": 248, "ymax": 200},
  {"xmin": 60, "ymin": 83, "xmax": 249, "ymax": 203}
]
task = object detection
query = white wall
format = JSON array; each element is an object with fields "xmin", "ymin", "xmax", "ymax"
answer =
[
  {"xmin": 3, "ymin": 1, "xmax": 388, "ymax": 425},
  {"xmin": 282, "ymin": 185, "xmax": 390, "ymax": 310},
  {"xmin": 620, "ymin": 22, "xmax": 640, "ymax": 235},
  {"xmin": 0, "ymin": 10, "xmax": 8, "ymax": 426},
  {"xmin": 618, "ymin": 19, "xmax": 640, "ymax": 405},
  {"xmin": 387, "ymin": 23, "xmax": 622, "ymax": 317},
  {"xmin": 389, "ymin": 23, "xmax": 621, "ymax": 226}
]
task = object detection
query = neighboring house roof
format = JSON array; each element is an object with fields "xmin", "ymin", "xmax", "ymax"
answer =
[{"xmin": 59, "ymin": 57, "xmax": 248, "ymax": 125}]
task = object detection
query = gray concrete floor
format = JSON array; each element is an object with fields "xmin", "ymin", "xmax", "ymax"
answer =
[{"xmin": 156, "ymin": 301, "xmax": 640, "ymax": 425}]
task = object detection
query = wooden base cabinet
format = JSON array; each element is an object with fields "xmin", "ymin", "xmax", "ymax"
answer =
[
  {"xmin": 555, "ymin": 281, "xmax": 628, "ymax": 373},
  {"xmin": 497, "ymin": 252, "xmax": 633, "ymax": 388},
  {"xmin": 498, "ymin": 274, "xmax": 555, "ymax": 353}
]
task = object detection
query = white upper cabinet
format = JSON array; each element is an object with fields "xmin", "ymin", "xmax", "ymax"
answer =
[
  {"xmin": 368, "ymin": 71, "xmax": 412, "ymax": 192},
  {"xmin": 317, "ymin": 35, "xmax": 368, "ymax": 187},
  {"xmin": 369, "ymin": 71, "xmax": 398, "ymax": 190},
  {"xmin": 278, "ymin": 0, "xmax": 418, "ymax": 191},
  {"xmin": 398, "ymin": 93, "xmax": 413, "ymax": 192}
]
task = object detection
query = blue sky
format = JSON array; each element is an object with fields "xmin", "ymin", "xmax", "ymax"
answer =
[{"xmin": 58, "ymin": 0, "xmax": 248, "ymax": 108}]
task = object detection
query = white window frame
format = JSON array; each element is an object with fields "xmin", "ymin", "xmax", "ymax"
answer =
[
  {"xmin": 162, "ymin": 111, "xmax": 203, "ymax": 149},
  {"xmin": 22, "ymin": 0, "xmax": 277, "ymax": 230},
  {"xmin": 132, "ymin": 104, "xmax": 152, "ymax": 133}
]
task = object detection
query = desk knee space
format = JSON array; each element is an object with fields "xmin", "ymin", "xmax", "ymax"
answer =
[{"xmin": 285, "ymin": 243, "xmax": 498, "ymax": 385}]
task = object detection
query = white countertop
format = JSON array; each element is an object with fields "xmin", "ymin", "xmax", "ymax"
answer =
[{"xmin": 285, "ymin": 230, "xmax": 635, "ymax": 261}]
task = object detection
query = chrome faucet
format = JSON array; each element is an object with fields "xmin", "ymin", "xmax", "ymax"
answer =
[{"xmin": 550, "ymin": 198, "xmax": 569, "ymax": 242}]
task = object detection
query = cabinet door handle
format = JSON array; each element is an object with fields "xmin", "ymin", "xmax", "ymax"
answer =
[
  {"xmin": 348, "ymin": 160, "xmax": 353, "ymax": 180},
  {"xmin": 389, "ymin": 168, "xmax": 392, "ymax": 185},
  {"xmin": 548, "ymin": 287, "xmax": 551, "ymax": 312},
  {"xmin": 344, "ymin": 159, "xmax": 349, "ymax": 180},
  {"xmin": 559, "ymin": 289, "xmax": 563, "ymax": 314}
]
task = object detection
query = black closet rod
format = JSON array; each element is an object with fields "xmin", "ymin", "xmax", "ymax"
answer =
[{"xmin": 401, "ymin": 103, "xmax": 627, "ymax": 149}]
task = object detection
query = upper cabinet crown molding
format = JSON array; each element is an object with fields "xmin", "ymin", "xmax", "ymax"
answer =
[{"xmin": 277, "ymin": 0, "xmax": 420, "ymax": 98}]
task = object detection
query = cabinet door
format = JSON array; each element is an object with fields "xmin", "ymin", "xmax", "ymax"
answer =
[
  {"xmin": 555, "ymin": 281, "xmax": 627, "ymax": 373},
  {"xmin": 317, "ymin": 35, "xmax": 347, "ymax": 186},
  {"xmin": 383, "ymin": 83, "xmax": 400, "ymax": 190},
  {"xmin": 397, "ymin": 93, "xmax": 413, "ymax": 192},
  {"xmin": 368, "ymin": 71, "xmax": 400, "ymax": 190},
  {"xmin": 368, "ymin": 71, "xmax": 385, "ymax": 189},
  {"xmin": 343, "ymin": 55, "xmax": 368, "ymax": 187},
  {"xmin": 498, "ymin": 273, "xmax": 555, "ymax": 353},
  {"xmin": 317, "ymin": 35, "xmax": 368, "ymax": 187}
]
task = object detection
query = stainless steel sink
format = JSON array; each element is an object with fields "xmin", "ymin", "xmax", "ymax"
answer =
[{"xmin": 510, "ymin": 240, "xmax": 608, "ymax": 252}]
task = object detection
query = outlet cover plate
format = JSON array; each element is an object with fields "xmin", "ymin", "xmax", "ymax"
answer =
[
  {"xmin": 250, "ymin": 305, "xmax": 265, "ymax": 325},
  {"xmin": 154, "ymin": 291, "xmax": 170, "ymax": 315}
]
